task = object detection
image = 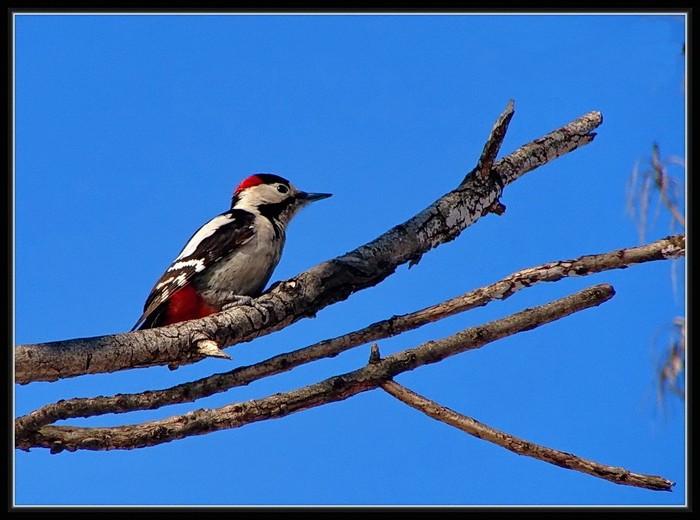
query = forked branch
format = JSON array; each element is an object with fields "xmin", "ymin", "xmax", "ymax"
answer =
[
  {"xmin": 15, "ymin": 104, "xmax": 603, "ymax": 383},
  {"xmin": 16, "ymin": 285, "xmax": 612, "ymax": 452},
  {"xmin": 14, "ymin": 105, "xmax": 680, "ymax": 493},
  {"xmin": 15, "ymin": 235, "xmax": 684, "ymax": 437}
]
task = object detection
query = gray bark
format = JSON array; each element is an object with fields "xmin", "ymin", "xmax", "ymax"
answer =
[{"xmin": 15, "ymin": 106, "xmax": 603, "ymax": 384}]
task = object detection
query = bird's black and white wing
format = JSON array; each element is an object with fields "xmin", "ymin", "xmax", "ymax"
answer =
[{"xmin": 132, "ymin": 209, "xmax": 256, "ymax": 330}]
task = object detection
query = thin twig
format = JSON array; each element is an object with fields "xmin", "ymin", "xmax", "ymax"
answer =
[
  {"xmin": 381, "ymin": 381, "xmax": 674, "ymax": 492},
  {"xmin": 651, "ymin": 143, "xmax": 686, "ymax": 229}
]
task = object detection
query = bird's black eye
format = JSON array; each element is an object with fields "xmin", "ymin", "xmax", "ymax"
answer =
[{"xmin": 276, "ymin": 184, "xmax": 289, "ymax": 194}]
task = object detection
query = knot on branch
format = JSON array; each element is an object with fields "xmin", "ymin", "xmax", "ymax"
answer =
[{"xmin": 485, "ymin": 200, "xmax": 507, "ymax": 216}]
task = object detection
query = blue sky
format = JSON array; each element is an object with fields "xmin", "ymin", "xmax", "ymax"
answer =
[{"xmin": 13, "ymin": 12, "xmax": 686, "ymax": 507}]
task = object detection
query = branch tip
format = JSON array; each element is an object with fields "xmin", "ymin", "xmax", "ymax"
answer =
[
  {"xmin": 195, "ymin": 340, "xmax": 232, "ymax": 360},
  {"xmin": 474, "ymin": 100, "xmax": 516, "ymax": 182},
  {"xmin": 381, "ymin": 380, "xmax": 674, "ymax": 492},
  {"xmin": 369, "ymin": 344, "xmax": 381, "ymax": 363}
]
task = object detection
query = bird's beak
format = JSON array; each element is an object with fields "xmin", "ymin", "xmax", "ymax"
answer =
[{"xmin": 298, "ymin": 191, "xmax": 332, "ymax": 202}]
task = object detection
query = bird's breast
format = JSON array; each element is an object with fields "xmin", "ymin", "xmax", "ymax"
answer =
[{"xmin": 195, "ymin": 221, "xmax": 285, "ymax": 304}]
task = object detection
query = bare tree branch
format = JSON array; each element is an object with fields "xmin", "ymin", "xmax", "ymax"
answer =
[
  {"xmin": 13, "ymin": 103, "xmax": 677, "ymax": 493},
  {"xmin": 476, "ymin": 100, "xmax": 514, "ymax": 182},
  {"xmin": 626, "ymin": 143, "xmax": 686, "ymax": 409},
  {"xmin": 16, "ymin": 285, "xmax": 613, "ymax": 452},
  {"xmin": 380, "ymin": 381, "xmax": 675, "ymax": 492},
  {"xmin": 627, "ymin": 143, "xmax": 685, "ymax": 243},
  {"xmin": 15, "ymin": 107, "xmax": 603, "ymax": 384},
  {"xmin": 15, "ymin": 235, "xmax": 685, "ymax": 437},
  {"xmin": 655, "ymin": 316, "xmax": 686, "ymax": 405}
]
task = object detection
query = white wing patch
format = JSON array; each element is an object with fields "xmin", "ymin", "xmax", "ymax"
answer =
[
  {"xmin": 175, "ymin": 213, "xmax": 234, "ymax": 260},
  {"xmin": 168, "ymin": 258, "xmax": 206, "ymax": 272},
  {"xmin": 133, "ymin": 209, "xmax": 258, "ymax": 330},
  {"xmin": 154, "ymin": 272, "xmax": 189, "ymax": 303}
]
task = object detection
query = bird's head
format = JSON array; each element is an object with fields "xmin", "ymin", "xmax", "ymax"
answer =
[{"xmin": 231, "ymin": 173, "xmax": 332, "ymax": 226}]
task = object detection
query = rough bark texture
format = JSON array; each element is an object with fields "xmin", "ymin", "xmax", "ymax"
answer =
[
  {"xmin": 15, "ymin": 234, "xmax": 685, "ymax": 436},
  {"xmin": 16, "ymin": 285, "xmax": 613, "ymax": 452},
  {"xmin": 14, "ymin": 106, "xmax": 682, "ymax": 493},
  {"xmin": 15, "ymin": 108, "xmax": 603, "ymax": 384}
]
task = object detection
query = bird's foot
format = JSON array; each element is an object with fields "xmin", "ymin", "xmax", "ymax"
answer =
[
  {"xmin": 221, "ymin": 295, "xmax": 270, "ymax": 321},
  {"xmin": 221, "ymin": 295, "xmax": 257, "ymax": 310}
]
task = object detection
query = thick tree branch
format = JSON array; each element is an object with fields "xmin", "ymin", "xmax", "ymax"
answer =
[
  {"xmin": 381, "ymin": 381, "xmax": 674, "ymax": 492},
  {"xmin": 16, "ymin": 106, "xmax": 603, "ymax": 384},
  {"xmin": 15, "ymin": 235, "xmax": 684, "ymax": 436},
  {"xmin": 16, "ymin": 285, "xmax": 613, "ymax": 451}
]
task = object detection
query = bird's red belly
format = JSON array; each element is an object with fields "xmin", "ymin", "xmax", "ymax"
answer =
[{"xmin": 164, "ymin": 284, "xmax": 220, "ymax": 325}]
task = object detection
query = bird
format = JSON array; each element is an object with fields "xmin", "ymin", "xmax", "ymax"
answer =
[{"xmin": 132, "ymin": 173, "xmax": 331, "ymax": 330}]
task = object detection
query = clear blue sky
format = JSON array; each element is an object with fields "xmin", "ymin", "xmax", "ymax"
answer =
[{"xmin": 13, "ymin": 12, "xmax": 686, "ymax": 507}]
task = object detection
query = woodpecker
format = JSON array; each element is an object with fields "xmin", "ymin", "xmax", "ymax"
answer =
[{"xmin": 132, "ymin": 173, "xmax": 331, "ymax": 331}]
